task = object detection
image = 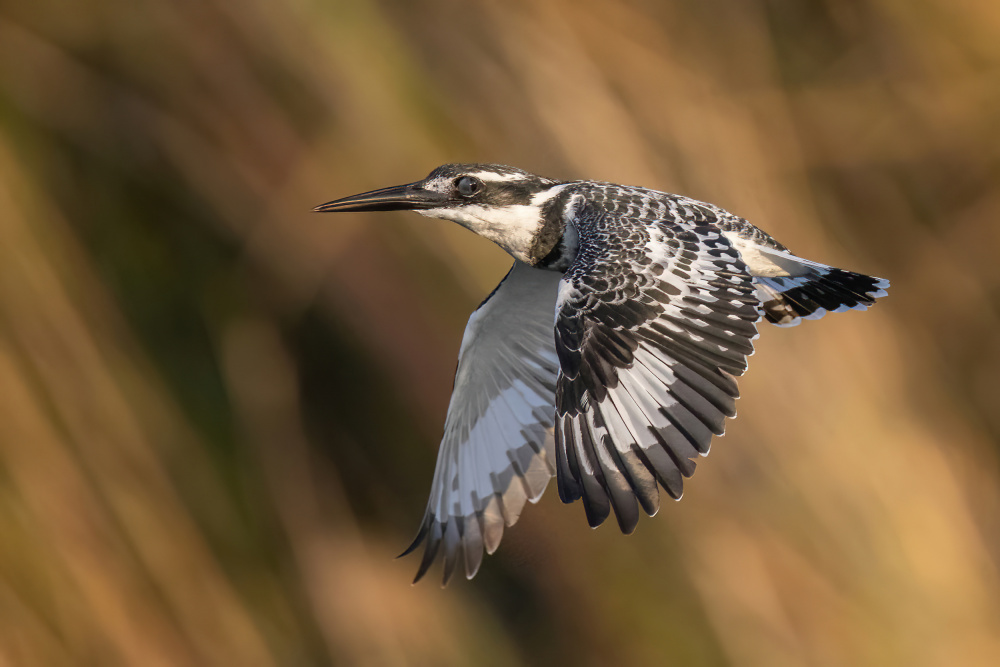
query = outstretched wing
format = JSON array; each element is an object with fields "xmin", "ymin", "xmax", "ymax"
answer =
[
  {"xmin": 403, "ymin": 261, "xmax": 562, "ymax": 585},
  {"xmin": 553, "ymin": 203, "xmax": 761, "ymax": 532}
]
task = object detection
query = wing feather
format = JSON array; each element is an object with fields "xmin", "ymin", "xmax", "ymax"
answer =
[
  {"xmin": 404, "ymin": 261, "xmax": 561, "ymax": 584},
  {"xmin": 553, "ymin": 201, "xmax": 760, "ymax": 532}
]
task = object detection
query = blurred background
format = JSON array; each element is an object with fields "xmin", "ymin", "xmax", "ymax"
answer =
[{"xmin": 1, "ymin": 0, "xmax": 998, "ymax": 665}]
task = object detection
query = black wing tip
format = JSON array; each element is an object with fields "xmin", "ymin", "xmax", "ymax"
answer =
[
  {"xmin": 582, "ymin": 484, "xmax": 612, "ymax": 527},
  {"xmin": 407, "ymin": 547, "xmax": 464, "ymax": 588},
  {"xmin": 614, "ymin": 505, "xmax": 640, "ymax": 535},
  {"xmin": 410, "ymin": 522, "xmax": 443, "ymax": 584},
  {"xmin": 557, "ymin": 476, "xmax": 583, "ymax": 503},
  {"xmin": 397, "ymin": 517, "xmax": 431, "ymax": 559},
  {"xmin": 579, "ymin": 488, "xmax": 641, "ymax": 534},
  {"xmin": 401, "ymin": 515, "xmax": 488, "ymax": 585}
]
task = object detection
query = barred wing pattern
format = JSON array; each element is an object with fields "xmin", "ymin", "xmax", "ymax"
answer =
[
  {"xmin": 403, "ymin": 261, "xmax": 562, "ymax": 585},
  {"xmin": 553, "ymin": 194, "xmax": 762, "ymax": 533}
]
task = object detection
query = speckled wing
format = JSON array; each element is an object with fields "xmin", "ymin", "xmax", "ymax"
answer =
[
  {"xmin": 402, "ymin": 261, "xmax": 561, "ymax": 585},
  {"xmin": 553, "ymin": 202, "xmax": 762, "ymax": 533}
]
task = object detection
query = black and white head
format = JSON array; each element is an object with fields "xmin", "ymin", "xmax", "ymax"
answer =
[{"xmin": 315, "ymin": 164, "xmax": 570, "ymax": 264}]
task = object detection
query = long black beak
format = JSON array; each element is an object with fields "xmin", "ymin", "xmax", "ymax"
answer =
[{"xmin": 313, "ymin": 182, "xmax": 447, "ymax": 213}]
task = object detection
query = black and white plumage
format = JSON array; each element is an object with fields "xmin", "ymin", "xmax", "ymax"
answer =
[{"xmin": 315, "ymin": 164, "xmax": 889, "ymax": 585}]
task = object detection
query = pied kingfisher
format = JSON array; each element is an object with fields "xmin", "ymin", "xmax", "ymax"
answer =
[{"xmin": 315, "ymin": 164, "xmax": 889, "ymax": 585}]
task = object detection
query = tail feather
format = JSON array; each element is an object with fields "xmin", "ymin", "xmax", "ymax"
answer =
[{"xmin": 755, "ymin": 264, "xmax": 889, "ymax": 327}]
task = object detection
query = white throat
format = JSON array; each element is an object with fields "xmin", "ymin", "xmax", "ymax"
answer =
[
  {"xmin": 418, "ymin": 204, "xmax": 543, "ymax": 263},
  {"xmin": 417, "ymin": 186, "xmax": 568, "ymax": 263}
]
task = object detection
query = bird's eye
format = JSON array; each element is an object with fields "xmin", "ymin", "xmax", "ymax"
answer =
[{"xmin": 455, "ymin": 176, "xmax": 481, "ymax": 197}]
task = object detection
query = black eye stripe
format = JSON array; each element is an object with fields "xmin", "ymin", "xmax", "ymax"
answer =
[{"xmin": 491, "ymin": 183, "xmax": 533, "ymax": 205}]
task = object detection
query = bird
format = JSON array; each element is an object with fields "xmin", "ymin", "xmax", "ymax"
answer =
[{"xmin": 314, "ymin": 163, "xmax": 889, "ymax": 585}]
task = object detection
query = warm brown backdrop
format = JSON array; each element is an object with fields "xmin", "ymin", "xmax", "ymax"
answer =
[{"xmin": 1, "ymin": 1, "xmax": 998, "ymax": 665}]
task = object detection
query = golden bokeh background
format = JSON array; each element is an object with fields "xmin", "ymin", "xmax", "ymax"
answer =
[{"xmin": 1, "ymin": 0, "xmax": 999, "ymax": 665}]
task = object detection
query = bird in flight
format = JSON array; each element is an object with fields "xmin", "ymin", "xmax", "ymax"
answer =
[{"xmin": 315, "ymin": 164, "xmax": 889, "ymax": 585}]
